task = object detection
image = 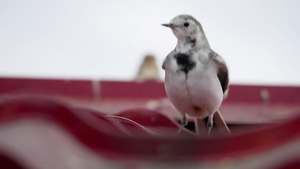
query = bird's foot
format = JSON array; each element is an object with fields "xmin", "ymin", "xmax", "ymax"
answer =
[
  {"xmin": 175, "ymin": 114, "xmax": 188, "ymax": 135},
  {"xmin": 207, "ymin": 115, "xmax": 214, "ymax": 136}
]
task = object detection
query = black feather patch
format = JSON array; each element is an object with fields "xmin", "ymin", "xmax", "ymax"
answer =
[
  {"xmin": 174, "ymin": 53, "xmax": 196, "ymax": 74},
  {"xmin": 186, "ymin": 37, "xmax": 197, "ymax": 48}
]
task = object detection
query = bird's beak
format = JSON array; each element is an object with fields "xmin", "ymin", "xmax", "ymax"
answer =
[{"xmin": 162, "ymin": 23, "xmax": 173, "ymax": 28}]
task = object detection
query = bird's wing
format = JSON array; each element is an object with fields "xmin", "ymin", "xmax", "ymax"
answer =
[
  {"xmin": 209, "ymin": 49, "xmax": 229, "ymax": 95},
  {"xmin": 162, "ymin": 51, "xmax": 173, "ymax": 70}
]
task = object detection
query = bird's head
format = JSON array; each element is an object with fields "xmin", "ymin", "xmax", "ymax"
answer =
[{"xmin": 162, "ymin": 15, "xmax": 203, "ymax": 40}]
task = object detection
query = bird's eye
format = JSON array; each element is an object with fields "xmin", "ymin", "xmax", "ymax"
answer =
[{"xmin": 184, "ymin": 22, "xmax": 190, "ymax": 27}]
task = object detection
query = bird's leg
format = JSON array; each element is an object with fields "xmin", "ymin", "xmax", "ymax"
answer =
[
  {"xmin": 176, "ymin": 113, "xmax": 188, "ymax": 134},
  {"xmin": 207, "ymin": 115, "xmax": 214, "ymax": 136}
]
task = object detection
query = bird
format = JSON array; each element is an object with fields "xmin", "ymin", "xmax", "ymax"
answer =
[
  {"xmin": 161, "ymin": 15, "xmax": 229, "ymax": 135},
  {"xmin": 135, "ymin": 54, "xmax": 161, "ymax": 82}
]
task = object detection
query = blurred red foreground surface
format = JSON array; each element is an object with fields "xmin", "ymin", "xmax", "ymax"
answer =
[{"xmin": 0, "ymin": 77, "xmax": 299, "ymax": 169}]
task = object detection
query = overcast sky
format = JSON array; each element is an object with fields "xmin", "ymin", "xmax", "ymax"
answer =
[{"xmin": 1, "ymin": 0, "xmax": 300, "ymax": 85}]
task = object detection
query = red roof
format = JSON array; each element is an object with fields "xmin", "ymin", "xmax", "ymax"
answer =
[{"xmin": 0, "ymin": 77, "xmax": 299, "ymax": 168}]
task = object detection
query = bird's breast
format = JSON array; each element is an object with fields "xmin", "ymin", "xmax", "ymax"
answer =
[
  {"xmin": 164, "ymin": 57, "xmax": 223, "ymax": 118},
  {"xmin": 174, "ymin": 53, "xmax": 196, "ymax": 75}
]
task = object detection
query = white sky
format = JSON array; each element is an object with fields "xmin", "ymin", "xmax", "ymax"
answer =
[{"xmin": 1, "ymin": 0, "xmax": 300, "ymax": 85}]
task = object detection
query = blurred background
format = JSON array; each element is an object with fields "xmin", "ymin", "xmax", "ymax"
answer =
[
  {"xmin": 1, "ymin": 0, "xmax": 300, "ymax": 85},
  {"xmin": 1, "ymin": 1, "xmax": 300, "ymax": 168}
]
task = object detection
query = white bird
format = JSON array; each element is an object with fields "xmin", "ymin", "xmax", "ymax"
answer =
[{"xmin": 162, "ymin": 15, "xmax": 229, "ymax": 135}]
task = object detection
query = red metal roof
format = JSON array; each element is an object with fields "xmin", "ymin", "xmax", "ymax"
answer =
[
  {"xmin": 0, "ymin": 77, "xmax": 299, "ymax": 124},
  {"xmin": 0, "ymin": 77, "xmax": 300, "ymax": 168}
]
